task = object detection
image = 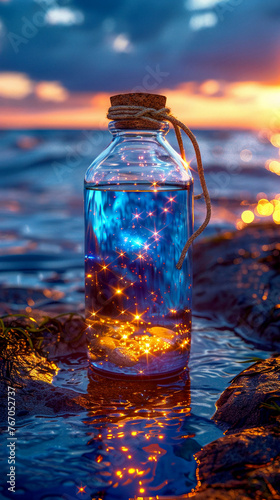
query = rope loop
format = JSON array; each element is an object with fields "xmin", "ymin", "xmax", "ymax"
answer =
[{"xmin": 107, "ymin": 104, "xmax": 211, "ymax": 270}]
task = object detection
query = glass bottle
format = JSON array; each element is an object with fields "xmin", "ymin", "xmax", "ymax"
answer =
[{"xmin": 84, "ymin": 93, "xmax": 193, "ymax": 379}]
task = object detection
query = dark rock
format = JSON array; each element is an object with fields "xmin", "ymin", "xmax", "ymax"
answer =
[
  {"xmin": 195, "ymin": 425, "xmax": 280, "ymax": 485},
  {"xmin": 194, "ymin": 426, "xmax": 280, "ymax": 499},
  {"xmin": 193, "ymin": 224, "xmax": 280, "ymax": 350},
  {"xmin": 0, "ymin": 379, "xmax": 86, "ymax": 423},
  {"xmin": 41, "ymin": 314, "xmax": 87, "ymax": 359},
  {"xmin": 191, "ymin": 357, "xmax": 280, "ymax": 499},
  {"xmin": 213, "ymin": 356, "xmax": 280, "ymax": 433},
  {"xmin": 192, "ymin": 484, "xmax": 252, "ymax": 500}
]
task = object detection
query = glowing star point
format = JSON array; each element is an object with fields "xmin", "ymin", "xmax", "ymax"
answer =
[
  {"xmin": 77, "ymin": 485, "xmax": 87, "ymax": 494},
  {"xmin": 161, "ymin": 206, "xmax": 171, "ymax": 214},
  {"xmin": 153, "ymin": 231, "xmax": 159, "ymax": 240},
  {"xmin": 132, "ymin": 210, "xmax": 143, "ymax": 220},
  {"xmin": 117, "ymin": 249, "xmax": 126, "ymax": 258}
]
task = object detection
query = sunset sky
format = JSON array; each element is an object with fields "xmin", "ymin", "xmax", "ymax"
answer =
[{"xmin": 0, "ymin": 0, "xmax": 280, "ymax": 129}]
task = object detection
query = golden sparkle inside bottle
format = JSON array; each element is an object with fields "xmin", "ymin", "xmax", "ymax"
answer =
[{"xmin": 84, "ymin": 125, "xmax": 193, "ymax": 378}]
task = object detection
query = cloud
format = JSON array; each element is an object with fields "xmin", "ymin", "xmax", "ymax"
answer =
[
  {"xmin": 189, "ymin": 12, "xmax": 218, "ymax": 30},
  {"xmin": 112, "ymin": 33, "xmax": 133, "ymax": 53},
  {"xmin": 0, "ymin": 71, "xmax": 69, "ymax": 101},
  {"xmin": 45, "ymin": 7, "xmax": 84, "ymax": 26},
  {"xmin": 0, "ymin": 72, "xmax": 33, "ymax": 99},
  {"xmin": 0, "ymin": 0, "xmax": 279, "ymax": 94},
  {"xmin": 186, "ymin": 0, "xmax": 225, "ymax": 10},
  {"xmin": 35, "ymin": 81, "xmax": 69, "ymax": 101}
]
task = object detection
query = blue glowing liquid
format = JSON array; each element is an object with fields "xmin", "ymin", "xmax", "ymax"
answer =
[{"xmin": 85, "ymin": 183, "xmax": 193, "ymax": 377}]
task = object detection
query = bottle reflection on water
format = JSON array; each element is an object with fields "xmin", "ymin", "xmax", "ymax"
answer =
[
  {"xmin": 85, "ymin": 184, "xmax": 193, "ymax": 377},
  {"xmin": 84, "ymin": 371, "xmax": 194, "ymax": 498}
]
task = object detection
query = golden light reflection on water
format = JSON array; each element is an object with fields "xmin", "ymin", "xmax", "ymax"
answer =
[{"xmin": 72, "ymin": 371, "xmax": 195, "ymax": 498}]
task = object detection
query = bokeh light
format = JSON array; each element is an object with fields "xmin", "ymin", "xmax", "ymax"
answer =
[
  {"xmin": 241, "ymin": 210, "xmax": 254, "ymax": 224},
  {"xmin": 256, "ymin": 199, "xmax": 274, "ymax": 217}
]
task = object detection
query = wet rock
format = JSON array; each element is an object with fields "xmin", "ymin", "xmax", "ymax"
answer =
[
  {"xmin": 2, "ymin": 309, "xmax": 87, "ymax": 361},
  {"xmin": 193, "ymin": 484, "xmax": 252, "ymax": 500},
  {"xmin": 0, "ymin": 379, "xmax": 85, "ymax": 423},
  {"xmin": 194, "ymin": 426, "xmax": 280, "ymax": 499},
  {"xmin": 193, "ymin": 224, "xmax": 280, "ymax": 350},
  {"xmin": 192, "ymin": 357, "xmax": 280, "ymax": 499},
  {"xmin": 213, "ymin": 356, "xmax": 280, "ymax": 433},
  {"xmin": 0, "ymin": 348, "xmax": 59, "ymax": 390},
  {"xmin": 195, "ymin": 425, "xmax": 280, "ymax": 485}
]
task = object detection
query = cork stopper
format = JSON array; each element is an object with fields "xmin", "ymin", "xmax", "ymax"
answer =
[{"xmin": 109, "ymin": 93, "xmax": 167, "ymax": 129}]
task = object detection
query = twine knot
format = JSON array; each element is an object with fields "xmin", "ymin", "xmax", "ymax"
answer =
[
  {"xmin": 107, "ymin": 104, "xmax": 211, "ymax": 270},
  {"xmin": 107, "ymin": 105, "xmax": 171, "ymax": 121}
]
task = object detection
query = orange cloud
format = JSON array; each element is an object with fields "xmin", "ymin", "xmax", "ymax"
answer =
[
  {"xmin": 0, "ymin": 73, "xmax": 33, "ymax": 99},
  {"xmin": 163, "ymin": 81, "xmax": 280, "ymax": 129},
  {"xmin": 0, "ymin": 72, "xmax": 69, "ymax": 103},
  {"xmin": 35, "ymin": 81, "xmax": 69, "ymax": 102},
  {"xmin": 0, "ymin": 77, "xmax": 280, "ymax": 130}
]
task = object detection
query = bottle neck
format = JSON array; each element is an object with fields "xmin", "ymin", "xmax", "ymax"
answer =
[{"xmin": 108, "ymin": 120, "xmax": 169, "ymax": 138}]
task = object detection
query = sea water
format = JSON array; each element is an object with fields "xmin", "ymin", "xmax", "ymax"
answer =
[{"xmin": 84, "ymin": 183, "xmax": 193, "ymax": 377}]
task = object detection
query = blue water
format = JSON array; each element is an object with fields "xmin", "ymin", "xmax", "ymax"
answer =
[
  {"xmin": 85, "ymin": 185, "xmax": 193, "ymax": 377},
  {"xmin": 0, "ymin": 129, "xmax": 278, "ymax": 499}
]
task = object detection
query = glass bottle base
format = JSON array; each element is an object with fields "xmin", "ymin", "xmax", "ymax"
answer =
[{"xmin": 88, "ymin": 351, "xmax": 189, "ymax": 381}]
